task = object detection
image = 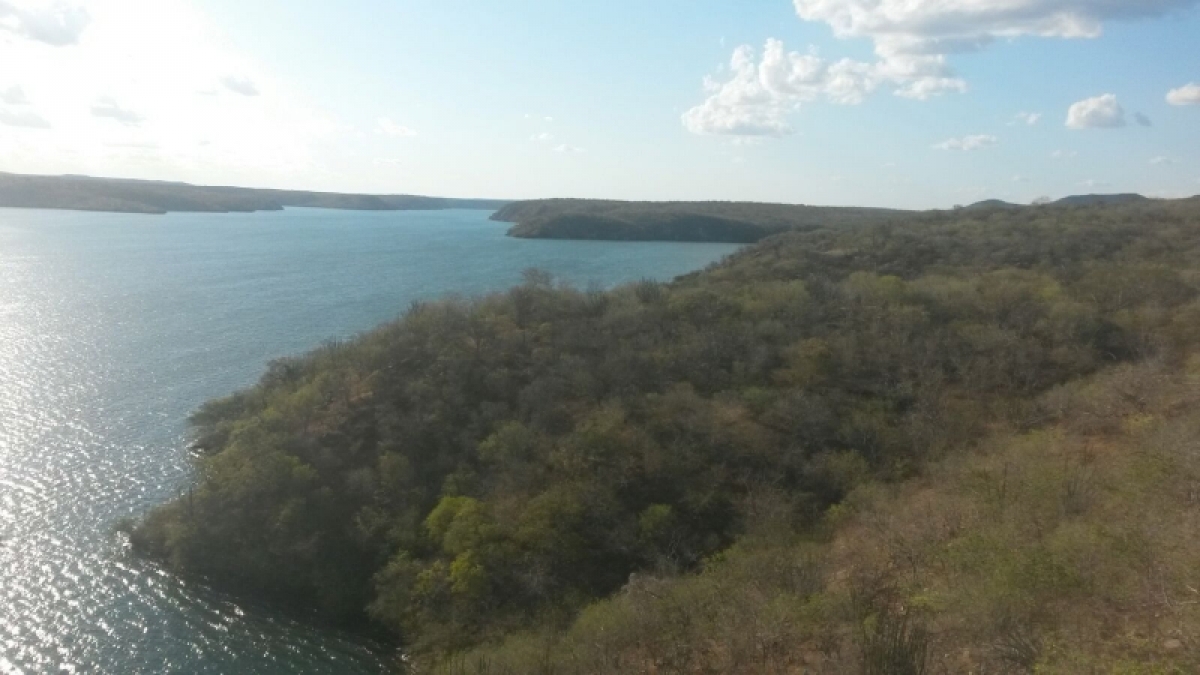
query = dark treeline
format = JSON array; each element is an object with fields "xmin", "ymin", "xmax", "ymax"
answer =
[
  {"xmin": 493, "ymin": 198, "xmax": 911, "ymax": 242},
  {"xmin": 133, "ymin": 198, "xmax": 1200, "ymax": 670},
  {"xmin": 0, "ymin": 172, "xmax": 509, "ymax": 214}
]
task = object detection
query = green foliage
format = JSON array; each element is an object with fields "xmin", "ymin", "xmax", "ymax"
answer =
[
  {"xmin": 494, "ymin": 198, "xmax": 910, "ymax": 242},
  {"xmin": 446, "ymin": 357, "xmax": 1200, "ymax": 674},
  {"xmin": 132, "ymin": 198, "xmax": 1200, "ymax": 662}
]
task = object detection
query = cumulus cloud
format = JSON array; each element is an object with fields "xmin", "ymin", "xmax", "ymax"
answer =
[
  {"xmin": 91, "ymin": 98, "xmax": 142, "ymax": 126},
  {"xmin": 221, "ymin": 75, "xmax": 259, "ymax": 96},
  {"xmin": 0, "ymin": 107, "xmax": 49, "ymax": 128},
  {"xmin": 933, "ymin": 134, "xmax": 998, "ymax": 151},
  {"xmin": 554, "ymin": 144, "xmax": 585, "ymax": 154},
  {"xmin": 375, "ymin": 117, "xmax": 417, "ymax": 137},
  {"xmin": 1167, "ymin": 83, "xmax": 1200, "ymax": 105},
  {"xmin": 1066, "ymin": 94, "xmax": 1126, "ymax": 129},
  {"xmin": 791, "ymin": 0, "xmax": 1198, "ymax": 55},
  {"xmin": 682, "ymin": 45, "xmax": 799, "ymax": 136},
  {"xmin": 687, "ymin": 0, "xmax": 1198, "ymax": 136},
  {"xmin": 1150, "ymin": 156, "xmax": 1178, "ymax": 165},
  {"xmin": 682, "ymin": 39, "xmax": 946, "ymax": 136},
  {"xmin": 1, "ymin": 85, "xmax": 28, "ymax": 104},
  {"xmin": 1011, "ymin": 111, "xmax": 1042, "ymax": 126},
  {"xmin": 530, "ymin": 132, "xmax": 553, "ymax": 142},
  {"xmin": 0, "ymin": 0, "xmax": 90, "ymax": 46}
]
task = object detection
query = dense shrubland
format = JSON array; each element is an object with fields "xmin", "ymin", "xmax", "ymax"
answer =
[
  {"xmin": 449, "ymin": 357, "xmax": 1200, "ymax": 673},
  {"xmin": 133, "ymin": 198, "xmax": 1200, "ymax": 671},
  {"xmin": 494, "ymin": 198, "xmax": 909, "ymax": 242}
]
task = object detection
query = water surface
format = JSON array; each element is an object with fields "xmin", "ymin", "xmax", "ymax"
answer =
[{"xmin": 0, "ymin": 207, "xmax": 739, "ymax": 674}]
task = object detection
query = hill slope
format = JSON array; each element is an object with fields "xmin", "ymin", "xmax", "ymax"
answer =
[
  {"xmin": 0, "ymin": 172, "xmax": 509, "ymax": 214},
  {"xmin": 132, "ymin": 197, "xmax": 1200, "ymax": 670},
  {"xmin": 492, "ymin": 199, "xmax": 911, "ymax": 242},
  {"xmin": 1054, "ymin": 193, "xmax": 1150, "ymax": 207}
]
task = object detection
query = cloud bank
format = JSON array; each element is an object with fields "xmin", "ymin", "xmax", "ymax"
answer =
[
  {"xmin": 0, "ymin": 0, "xmax": 90, "ymax": 46},
  {"xmin": 687, "ymin": 0, "xmax": 1199, "ymax": 136}
]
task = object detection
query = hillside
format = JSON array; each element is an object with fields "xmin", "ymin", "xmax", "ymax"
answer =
[
  {"xmin": 0, "ymin": 172, "xmax": 509, "ymax": 214},
  {"xmin": 1054, "ymin": 193, "xmax": 1151, "ymax": 207},
  {"xmin": 132, "ymin": 198, "xmax": 1200, "ymax": 672},
  {"xmin": 966, "ymin": 199, "xmax": 1023, "ymax": 209},
  {"xmin": 493, "ymin": 199, "xmax": 910, "ymax": 242}
]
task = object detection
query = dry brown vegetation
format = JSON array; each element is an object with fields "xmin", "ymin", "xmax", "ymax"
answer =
[
  {"xmin": 130, "ymin": 198, "xmax": 1200, "ymax": 672},
  {"xmin": 443, "ymin": 357, "xmax": 1200, "ymax": 674}
]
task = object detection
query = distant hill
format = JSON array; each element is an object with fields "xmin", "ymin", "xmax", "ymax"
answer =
[
  {"xmin": 959, "ymin": 195, "xmax": 1154, "ymax": 211},
  {"xmin": 0, "ymin": 172, "xmax": 510, "ymax": 214},
  {"xmin": 965, "ymin": 199, "xmax": 1023, "ymax": 210},
  {"xmin": 492, "ymin": 198, "xmax": 911, "ymax": 243},
  {"xmin": 1053, "ymin": 193, "xmax": 1149, "ymax": 207}
]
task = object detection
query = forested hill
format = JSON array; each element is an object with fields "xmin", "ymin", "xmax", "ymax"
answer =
[
  {"xmin": 0, "ymin": 172, "xmax": 510, "ymax": 214},
  {"xmin": 132, "ymin": 197, "xmax": 1200, "ymax": 672},
  {"xmin": 492, "ymin": 198, "xmax": 911, "ymax": 242}
]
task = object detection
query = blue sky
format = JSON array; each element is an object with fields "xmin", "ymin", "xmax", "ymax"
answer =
[{"xmin": 0, "ymin": 0, "xmax": 1197, "ymax": 208}]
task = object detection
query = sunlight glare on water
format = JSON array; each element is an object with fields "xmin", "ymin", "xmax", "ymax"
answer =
[{"xmin": 0, "ymin": 207, "xmax": 738, "ymax": 673}]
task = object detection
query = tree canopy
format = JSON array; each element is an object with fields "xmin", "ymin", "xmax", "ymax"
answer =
[{"xmin": 133, "ymin": 197, "xmax": 1200, "ymax": 668}]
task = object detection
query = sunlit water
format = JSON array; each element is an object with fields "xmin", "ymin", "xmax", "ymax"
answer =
[{"xmin": 0, "ymin": 207, "xmax": 739, "ymax": 674}]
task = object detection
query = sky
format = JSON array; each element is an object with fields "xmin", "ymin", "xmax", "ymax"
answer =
[{"xmin": 0, "ymin": 0, "xmax": 1198, "ymax": 209}]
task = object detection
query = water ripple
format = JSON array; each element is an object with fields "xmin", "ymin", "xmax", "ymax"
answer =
[{"xmin": 0, "ymin": 208, "xmax": 739, "ymax": 672}]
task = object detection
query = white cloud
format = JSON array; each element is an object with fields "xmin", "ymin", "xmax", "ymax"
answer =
[
  {"xmin": 1051, "ymin": 149, "xmax": 1078, "ymax": 159},
  {"xmin": 554, "ymin": 144, "xmax": 585, "ymax": 154},
  {"xmin": 1, "ymin": 85, "xmax": 29, "ymax": 104},
  {"xmin": 1066, "ymin": 94, "xmax": 1126, "ymax": 129},
  {"xmin": 376, "ymin": 117, "xmax": 417, "ymax": 137},
  {"xmin": 1012, "ymin": 174, "xmax": 1028, "ymax": 183},
  {"xmin": 682, "ymin": 44, "xmax": 798, "ymax": 137},
  {"xmin": 933, "ymin": 134, "xmax": 998, "ymax": 151},
  {"xmin": 530, "ymin": 132, "xmax": 553, "ymax": 142},
  {"xmin": 687, "ymin": 1, "xmax": 1197, "ymax": 137},
  {"xmin": 221, "ymin": 75, "xmax": 258, "ymax": 96},
  {"xmin": 1167, "ymin": 83, "xmax": 1200, "ymax": 105},
  {"xmin": 91, "ymin": 97, "xmax": 142, "ymax": 126},
  {"xmin": 0, "ymin": 0, "xmax": 90, "ymax": 46},
  {"xmin": 791, "ymin": 0, "xmax": 1197, "ymax": 55},
  {"xmin": 1079, "ymin": 179, "xmax": 1111, "ymax": 189},
  {"xmin": 1150, "ymin": 156, "xmax": 1179, "ymax": 165},
  {"xmin": 682, "ymin": 39, "xmax": 944, "ymax": 137},
  {"xmin": 0, "ymin": 107, "xmax": 49, "ymax": 128},
  {"xmin": 1010, "ymin": 111, "xmax": 1042, "ymax": 126}
]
